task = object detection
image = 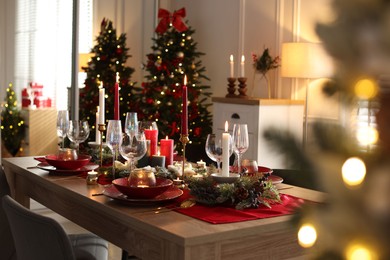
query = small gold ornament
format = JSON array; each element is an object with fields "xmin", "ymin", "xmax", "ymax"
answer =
[{"xmin": 177, "ymin": 52, "xmax": 184, "ymax": 58}]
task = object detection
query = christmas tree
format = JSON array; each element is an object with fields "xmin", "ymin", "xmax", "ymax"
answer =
[
  {"xmin": 138, "ymin": 8, "xmax": 212, "ymax": 156},
  {"xmin": 80, "ymin": 18, "xmax": 138, "ymax": 143},
  {"xmin": 1, "ymin": 83, "xmax": 25, "ymax": 156},
  {"xmin": 264, "ymin": 0, "xmax": 390, "ymax": 258}
]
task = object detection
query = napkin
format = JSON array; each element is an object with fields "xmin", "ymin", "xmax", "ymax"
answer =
[{"xmin": 174, "ymin": 189, "xmax": 305, "ymax": 224}]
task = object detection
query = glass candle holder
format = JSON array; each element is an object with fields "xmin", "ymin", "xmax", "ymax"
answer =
[{"xmin": 128, "ymin": 169, "xmax": 156, "ymax": 187}]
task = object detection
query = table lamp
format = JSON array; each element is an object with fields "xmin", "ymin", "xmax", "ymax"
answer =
[{"xmin": 281, "ymin": 42, "xmax": 333, "ymax": 146}]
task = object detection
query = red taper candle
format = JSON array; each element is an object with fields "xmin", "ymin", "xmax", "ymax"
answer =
[{"xmin": 181, "ymin": 75, "xmax": 188, "ymax": 135}]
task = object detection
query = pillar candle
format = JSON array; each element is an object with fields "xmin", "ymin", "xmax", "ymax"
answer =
[
  {"xmin": 144, "ymin": 128, "xmax": 158, "ymax": 156},
  {"xmin": 160, "ymin": 136, "xmax": 174, "ymax": 167},
  {"xmin": 95, "ymin": 107, "xmax": 101, "ymax": 144},
  {"xmin": 98, "ymin": 84, "xmax": 105, "ymax": 124},
  {"xmin": 181, "ymin": 75, "xmax": 188, "ymax": 135},
  {"xmin": 150, "ymin": 153, "xmax": 166, "ymax": 168},
  {"xmin": 240, "ymin": 55, "xmax": 245, "ymax": 78},
  {"xmin": 229, "ymin": 55, "xmax": 234, "ymax": 78},
  {"xmin": 221, "ymin": 121, "xmax": 230, "ymax": 177},
  {"xmin": 114, "ymin": 72, "xmax": 120, "ymax": 120}
]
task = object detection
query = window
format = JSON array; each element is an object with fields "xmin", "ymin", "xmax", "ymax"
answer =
[{"xmin": 14, "ymin": 0, "xmax": 93, "ymax": 110}]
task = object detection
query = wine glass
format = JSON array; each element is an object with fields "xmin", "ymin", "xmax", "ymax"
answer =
[
  {"xmin": 106, "ymin": 120, "xmax": 122, "ymax": 180},
  {"xmin": 124, "ymin": 112, "xmax": 138, "ymax": 141},
  {"xmin": 205, "ymin": 133, "xmax": 233, "ymax": 172},
  {"xmin": 139, "ymin": 120, "xmax": 158, "ymax": 155},
  {"xmin": 67, "ymin": 120, "xmax": 90, "ymax": 152},
  {"xmin": 56, "ymin": 110, "xmax": 69, "ymax": 148},
  {"xmin": 232, "ymin": 124, "xmax": 249, "ymax": 174},
  {"xmin": 119, "ymin": 132, "xmax": 147, "ymax": 174}
]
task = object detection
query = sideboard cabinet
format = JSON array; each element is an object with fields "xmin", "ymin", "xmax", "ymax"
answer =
[{"xmin": 212, "ymin": 97, "xmax": 304, "ymax": 169}]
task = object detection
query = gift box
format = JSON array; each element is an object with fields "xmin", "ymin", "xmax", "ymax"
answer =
[{"xmin": 22, "ymin": 82, "xmax": 52, "ymax": 108}]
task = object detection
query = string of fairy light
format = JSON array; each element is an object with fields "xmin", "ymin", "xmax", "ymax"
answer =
[{"xmin": 297, "ymin": 77, "xmax": 380, "ymax": 260}]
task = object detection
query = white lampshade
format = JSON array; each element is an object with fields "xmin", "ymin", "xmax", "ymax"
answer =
[
  {"xmin": 79, "ymin": 53, "xmax": 93, "ymax": 72},
  {"xmin": 281, "ymin": 42, "xmax": 333, "ymax": 79}
]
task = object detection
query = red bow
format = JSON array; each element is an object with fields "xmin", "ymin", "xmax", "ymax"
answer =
[{"xmin": 155, "ymin": 8, "xmax": 188, "ymax": 34}]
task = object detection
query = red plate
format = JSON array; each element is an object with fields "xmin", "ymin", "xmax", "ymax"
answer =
[
  {"xmin": 45, "ymin": 154, "xmax": 91, "ymax": 170},
  {"xmin": 112, "ymin": 177, "xmax": 173, "ymax": 199},
  {"xmin": 103, "ymin": 184, "xmax": 183, "ymax": 205}
]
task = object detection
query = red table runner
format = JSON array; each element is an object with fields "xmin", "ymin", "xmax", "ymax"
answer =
[{"xmin": 173, "ymin": 189, "xmax": 305, "ymax": 224}]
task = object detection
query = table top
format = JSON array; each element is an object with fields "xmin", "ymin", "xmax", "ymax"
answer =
[{"xmin": 3, "ymin": 156, "xmax": 325, "ymax": 259}]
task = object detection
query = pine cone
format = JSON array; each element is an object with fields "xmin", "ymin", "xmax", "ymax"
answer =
[{"xmin": 234, "ymin": 187, "xmax": 249, "ymax": 201}]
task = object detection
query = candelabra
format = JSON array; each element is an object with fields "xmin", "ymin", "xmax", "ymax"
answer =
[
  {"xmin": 98, "ymin": 124, "xmax": 106, "ymax": 167},
  {"xmin": 237, "ymin": 77, "xmax": 248, "ymax": 98},
  {"xmin": 180, "ymin": 134, "xmax": 190, "ymax": 178},
  {"xmin": 226, "ymin": 77, "xmax": 237, "ymax": 97}
]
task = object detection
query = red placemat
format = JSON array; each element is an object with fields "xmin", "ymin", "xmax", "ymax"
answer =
[{"xmin": 174, "ymin": 189, "xmax": 305, "ymax": 224}]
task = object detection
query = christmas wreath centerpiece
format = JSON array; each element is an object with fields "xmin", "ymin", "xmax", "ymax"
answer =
[{"xmin": 187, "ymin": 174, "xmax": 281, "ymax": 210}]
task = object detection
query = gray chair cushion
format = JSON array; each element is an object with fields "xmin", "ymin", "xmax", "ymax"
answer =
[
  {"xmin": 2, "ymin": 195, "xmax": 108, "ymax": 260},
  {"xmin": 0, "ymin": 167, "xmax": 17, "ymax": 260}
]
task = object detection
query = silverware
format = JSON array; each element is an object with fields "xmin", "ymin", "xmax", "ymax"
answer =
[
  {"xmin": 27, "ymin": 166, "xmax": 38, "ymax": 169},
  {"xmin": 92, "ymin": 193, "xmax": 103, "ymax": 196},
  {"xmin": 135, "ymin": 199, "xmax": 196, "ymax": 214}
]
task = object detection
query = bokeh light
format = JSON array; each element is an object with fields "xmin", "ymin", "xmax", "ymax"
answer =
[
  {"xmin": 354, "ymin": 79, "xmax": 378, "ymax": 99},
  {"xmin": 342, "ymin": 157, "xmax": 366, "ymax": 187},
  {"xmin": 345, "ymin": 242, "xmax": 377, "ymax": 260},
  {"xmin": 356, "ymin": 126, "xmax": 378, "ymax": 146},
  {"xmin": 298, "ymin": 223, "xmax": 317, "ymax": 248}
]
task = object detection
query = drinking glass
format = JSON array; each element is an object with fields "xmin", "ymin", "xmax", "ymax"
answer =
[
  {"xmin": 232, "ymin": 124, "xmax": 249, "ymax": 174},
  {"xmin": 56, "ymin": 110, "xmax": 69, "ymax": 148},
  {"xmin": 139, "ymin": 121, "xmax": 158, "ymax": 134},
  {"xmin": 124, "ymin": 112, "xmax": 138, "ymax": 139},
  {"xmin": 205, "ymin": 133, "xmax": 233, "ymax": 172},
  {"xmin": 119, "ymin": 132, "xmax": 147, "ymax": 174},
  {"xmin": 67, "ymin": 120, "xmax": 90, "ymax": 152},
  {"xmin": 106, "ymin": 120, "xmax": 122, "ymax": 180}
]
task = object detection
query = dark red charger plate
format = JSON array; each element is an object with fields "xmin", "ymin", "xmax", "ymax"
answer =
[
  {"xmin": 103, "ymin": 185, "xmax": 183, "ymax": 205},
  {"xmin": 37, "ymin": 162, "xmax": 98, "ymax": 175}
]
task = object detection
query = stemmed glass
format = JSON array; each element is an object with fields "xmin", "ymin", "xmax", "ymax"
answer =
[
  {"xmin": 124, "ymin": 112, "xmax": 138, "ymax": 141},
  {"xmin": 106, "ymin": 120, "xmax": 122, "ymax": 180},
  {"xmin": 232, "ymin": 124, "xmax": 249, "ymax": 174},
  {"xmin": 56, "ymin": 110, "xmax": 69, "ymax": 149},
  {"xmin": 119, "ymin": 132, "xmax": 147, "ymax": 175},
  {"xmin": 67, "ymin": 120, "xmax": 90, "ymax": 152},
  {"xmin": 205, "ymin": 133, "xmax": 233, "ymax": 172}
]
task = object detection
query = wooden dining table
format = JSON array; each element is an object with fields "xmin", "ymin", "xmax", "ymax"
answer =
[{"xmin": 2, "ymin": 156, "xmax": 324, "ymax": 260}]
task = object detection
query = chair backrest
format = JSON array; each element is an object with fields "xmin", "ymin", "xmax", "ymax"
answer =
[
  {"xmin": 2, "ymin": 195, "xmax": 76, "ymax": 260},
  {"xmin": 0, "ymin": 167, "xmax": 16, "ymax": 260}
]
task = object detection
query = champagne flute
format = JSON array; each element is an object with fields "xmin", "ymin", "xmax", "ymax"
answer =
[
  {"xmin": 67, "ymin": 120, "xmax": 90, "ymax": 153},
  {"xmin": 124, "ymin": 112, "xmax": 138, "ymax": 141},
  {"xmin": 56, "ymin": 110, "xmax": 69, "ymax": 149},
  {"xmin": 232, "ymin": 124, "xmax": 249, "ymax": 174},
  {"xmin": 205, "ymin": 133, "xmax": 233, "ymax": 172},
  {"xmin": 106, "ymin": 120, "xmax": 122, "ymax": 180},
  {"xmin": 119, "ymin": 132, "xmax": 147, "ymax": 174}
]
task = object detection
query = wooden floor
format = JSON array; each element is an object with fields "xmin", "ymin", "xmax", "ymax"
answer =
[{"xmin": 30, "ymin": 199, "xmax": 122, "ymax": 260}]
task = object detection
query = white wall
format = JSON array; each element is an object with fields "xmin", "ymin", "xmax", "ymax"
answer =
[
  {"xmin": 0, "ymin": 0, "xmax": 15, "ymax": 104},
  {"xmin": 93, "ymin": 0, "xmax": 337, "ymax": 122},
  {"xmin": 0, "ymin": 0, "xmax": 338, "ymax": 130}
]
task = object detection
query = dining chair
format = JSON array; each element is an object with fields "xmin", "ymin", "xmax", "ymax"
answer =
[
  {"xmin": 0, "ymin": 167, "xmax": 16, "ymax": 260},
  {"xmin": 2, "ymin": 194, "xmax": 109, "ymax": 260}
]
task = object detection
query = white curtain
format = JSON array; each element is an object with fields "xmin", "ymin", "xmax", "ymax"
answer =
[{"xmin": 14, "ymin": 0, "xmax": 92, "ymax": 110}]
